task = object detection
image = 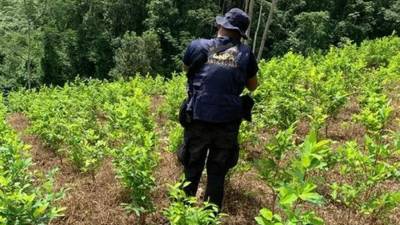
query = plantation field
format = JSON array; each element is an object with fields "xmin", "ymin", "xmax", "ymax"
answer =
[{"xmin": 1, "ymin": 36, "xmax": 400, "ymax": 225}]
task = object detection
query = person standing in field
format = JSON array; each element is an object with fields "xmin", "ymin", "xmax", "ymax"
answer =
[{"xmin": 178, "ymin": 8, "xmax": 259, "ymax": 210}]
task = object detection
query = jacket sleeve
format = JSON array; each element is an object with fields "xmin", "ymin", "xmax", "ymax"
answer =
[{"xmin": 246, "ymin": 51, "xmax": 259, "ymax": 80}]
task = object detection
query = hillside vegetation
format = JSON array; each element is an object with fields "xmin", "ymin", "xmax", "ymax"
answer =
[{"xmin": 1, "ymin": 0, "xmax": 399, "ymax": 89}]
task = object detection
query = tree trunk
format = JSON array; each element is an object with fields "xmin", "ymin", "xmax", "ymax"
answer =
[
  {"xmin": 244, "ymin": 0, "xmax": 255, "ymax": 45},
  {"xmin": 257, "ymin": 0, "xmax": 277, "ymax": 61},
  {"xmin": 252, "ymin": 2, "xmax": 263, "ymax": 52},
  {"xmin": 245, "ymin": 0, "xmax": 249, "ymax": 13},
  {"xmin": 23, "ymin": 0, "xmax": 32, "ymax": 89},
  {"xmin": 26, "ymin": 20, "xmax": 32, "ymax": 89}
]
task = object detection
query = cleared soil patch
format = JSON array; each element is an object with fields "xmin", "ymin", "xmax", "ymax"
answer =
[{"xmin": 222, "ymin": 169, "xmax": 272, "ymax": 225}]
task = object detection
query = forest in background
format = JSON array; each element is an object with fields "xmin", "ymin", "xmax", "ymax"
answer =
[{"xmin": 0, "ymin": 0, "xmax": 399, "ymax": 89}]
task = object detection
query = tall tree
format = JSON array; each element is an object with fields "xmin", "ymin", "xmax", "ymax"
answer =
[
  {"xmin": 1, "ymin": 0, "xmax": 400, "ymax": 88},
  {"xmin": 110, "ymin": 31, "xmax": 162, "ymax": 78},
  {"xmin": 0, "ymin": 0, "xmax": 45, "ymax": 89},
  {"xmin": 253, "ymin": 0, "xmax": 264, "ymax": 52},
  {"xmin": 288, "ymin": 11, "xmax": 331, "ymax": 54},
  {"xmin": 257, "ymin": 0, "xmax": 277, "ymax": 61},
  {"xmin": 245, "ymin": 0, "xmax": 255, "ymax": 44}
]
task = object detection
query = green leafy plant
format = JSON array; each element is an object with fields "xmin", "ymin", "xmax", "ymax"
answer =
[
  {"xmin": 113, "ymin": 142, "xmax": 157, "ymax": 222},
  {"xmin": 331, "ymin": 137, "xmax": 400, "ymax": 223},
  {"xmin": 256, "ymin": 129, "xmax": 331, "ymax": 225},
  {"xmin": 255, "ymin": 207, "xmax": 324, "ymax": 225},
  {"xmin": 167, "ymin": 121, "xmax": 184, "ymax": 153},
  {"xmin": 159, "ymin": 74, "xmax": 186, "ymax": 121},
  {"xmin": 0, "ymin": 96, "xmax": 65, "ymax": 224},
  {"xmin": 164, "ymin": 181, "xmax": 223, "ymax": 225},
  {"xmin": 354, "ymin": 90, "xmax": 393, "ymax": 136}
]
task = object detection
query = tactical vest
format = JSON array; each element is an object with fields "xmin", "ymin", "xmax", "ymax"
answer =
[{"xmin": 187, "ymin": 37, "xmax": 251, "ymax": 123}]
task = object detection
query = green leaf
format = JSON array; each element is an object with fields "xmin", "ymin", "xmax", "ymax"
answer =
[
  {"xmin": 33, "ymin": 203, "xmax": 48, "ymax": 218},
  {"xmin": 0, "ymin": 176, "xmax": 9, "ymax": 186},
  {"xmin": 260, "ymin": 208, "xmax": 273, "ymax": 220},
  {"xmin": 255, "ymin": 217, "xmax": 267, "ymax": 225},
  {"xmin": 301, "ymin": 155, "xmax": 311, "ymax": 168},
  {"xmin": 299, "ymin": 192, "xmax": 323, "ymax": 205},
  {"xmin": 279, "ymin": 193, "xmax": 298, "ymax": 207}
]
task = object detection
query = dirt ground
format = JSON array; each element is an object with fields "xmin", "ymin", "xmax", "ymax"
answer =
[{"xmin": 6, "ymin": 92, "xmax": 400, "ymax": 225}]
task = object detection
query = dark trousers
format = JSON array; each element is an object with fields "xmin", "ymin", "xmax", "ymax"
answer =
[{"xmin": 178, "ymin": 120, "xmax": 240, "ymax": 209}]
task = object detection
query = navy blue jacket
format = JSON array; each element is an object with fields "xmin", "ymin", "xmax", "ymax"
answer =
[{"xmin": 183, "ymin": 36, "xmax": 258, "ymax": 123}]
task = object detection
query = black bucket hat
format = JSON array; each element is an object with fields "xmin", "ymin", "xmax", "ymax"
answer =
[{"xmin": 216, "ymin": 8, "xmax": 250, "ymax": 39}]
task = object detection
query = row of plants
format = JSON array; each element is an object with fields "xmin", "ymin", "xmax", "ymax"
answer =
[
  {"xmin": 104, "ymin": 88, "xmax": 157, "ymax": 220},
  {"xmin": 3, "ymin": 36, "xmax": 400, "ymax": 224},
  {"xmin": 328, "ymin": 73, "xmax": 400, "ymax": 224},
  {"xmin": 7, "ymin": 72, "xmax": 222, "ymax": 224},
  {"xmin": 7, "ymin": 78, "xmax": 160, "ymax": 223},
  {"xmin": 7, "ymin": 78, "xmax": 158, "ymax": 169},
  {"xmin": 253, "ymin": 36, "xmax": 400, "ymax": 131},
  {"xmin": 252, "ymin": 37, "xmax": 400, "ymax": 224},
  {"xmin": 161, "ymin": 36, "xmax": 399, "ymax": 224},
  {"xmin": 255, "ymin": 124, "xmax": 400, "ymax": 224},
  {"xmin": 0, "ymin": 96, "xmax": 64, "ymax": 224}
]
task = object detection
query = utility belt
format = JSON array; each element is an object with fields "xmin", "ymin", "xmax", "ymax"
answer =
[{"xmin": 178, "ymin": 93, "xmax": 254, "ymax": 128}]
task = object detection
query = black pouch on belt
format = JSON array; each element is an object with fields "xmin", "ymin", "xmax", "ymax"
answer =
[
  {"xmin": 178, "ymin": 98, "xmax": 193, "ymax": 128},
  {"xmin": 240, "ymin": 94, "xmax": 255, "ymax": 122}
]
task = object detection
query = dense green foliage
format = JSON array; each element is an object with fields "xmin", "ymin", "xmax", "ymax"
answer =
[
  {"xmin": 251, "ymin": 36, "xmax": 400, "ymax": 225},
  {"xmin": 8, "ymin": 78, "xmax": 160, "ymax": 221},
  {"xmin": 2, "ymin": 36, "xmax": 400, "ymax": 224},
  {"xmin": 1, "ymin": 0, "xmax": 399, "ymax": 89},
  {"xmin": 253, "ymin": 36, "xmax": 400, "ymax": 130},
  {"xmin": 0, "ymin": 96, "xmax": 64, "ymax": 224}
]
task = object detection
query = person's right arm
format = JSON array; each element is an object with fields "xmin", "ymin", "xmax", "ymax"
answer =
[
  {"xmin": 246, "ymin": 51, "xmax": 259, "ymax": 91},
  {"xmin": 246, "ymin": 76, "xmax": 258, "ymax": 91},
  {"xmin": 183, "ymin": 64, "xmax": 189, "ymax": 72}
]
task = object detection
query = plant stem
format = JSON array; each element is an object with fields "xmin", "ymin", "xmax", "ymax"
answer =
[
  {"xmin": 91, "ymin": 170, "xmax": 96, "ymax": 182},
  {"xmin": 325, "ymin": 120, "xmax": 329, "ymax": 138},
  {"xmin": 139, "ymin": 213, "xmax": 146, "ymax": 225},
  {"xmin": 271, "ymin": 191, "xmax": 277, "ymax": 214}
]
